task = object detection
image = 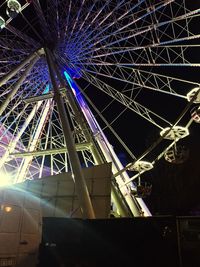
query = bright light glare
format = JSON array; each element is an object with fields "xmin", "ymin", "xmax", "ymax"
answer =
[
  {"xmin": 4, "ymin": 206, "xmax": 12, "ymax": 212},
  {"xmin": 0, "ymin": 172, "xmax": 12, "ymax": 187}
]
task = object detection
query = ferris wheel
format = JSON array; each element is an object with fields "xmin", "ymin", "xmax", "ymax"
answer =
[{"xmin": 0, "ymin": 0, "xmax": 199, "ymax": 218}]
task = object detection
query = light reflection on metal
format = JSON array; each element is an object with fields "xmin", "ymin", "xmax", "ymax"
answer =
[
  {"xmin": 64, "ymin": 69, "xmax": 152, "ymax": 217},
  {"xmin": 64, "ymin": 71, "xmax": 76, "ymax": 96}
]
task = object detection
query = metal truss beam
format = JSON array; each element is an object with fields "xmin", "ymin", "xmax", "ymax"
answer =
[
  {"xmin": 0, "ymin": 57, "xmax": 39, "ymax": 116},
  {"xmin": 0, "ymin": 48, "xmax": 43, "ymax": 87},
  {"xmin": 10, "ymin": 142, "xmax": 92, "ymax": 157},
  {"xmin": 24, "ymin": 87, "xmax": 67, "ymax": 103},
  {"xmin": 45, "ymin": 47, "xmax": 95, "ymax": 219}
]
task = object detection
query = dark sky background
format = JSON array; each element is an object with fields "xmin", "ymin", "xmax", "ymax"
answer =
[{"xmin": 145, "ymin": 124, "xmax": 200, "ymax": 216}]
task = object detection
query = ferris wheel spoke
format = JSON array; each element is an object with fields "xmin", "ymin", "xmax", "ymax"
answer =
[
  {"xmin": 67, "ymin": 0, "xmax": 136, "ymax": 57},
  {"xmin": 31, "ymin": 0, "xmax": 52, "ymax": 42},
  {"xmin": 19, "ymin": 13, "xmax": 44, "ymax": 43},
  {"xmin": 75, "ymin": 4, "xmax": 200, "ymax": 63},
  {"xmin": 67, "ymin": 0, "xmax": 86, "ymax": 42},
  {"xmin": 0, "ymin": 106, "xmax": 26, "ymax": 145},
  {"xmin": 82, "ymin": 71, "xmax": 172, "ymax": 129},
  {"xmin": 73, "ymin": 2, "xmax": 146, "ymax": 55},
  {"xmin": 60, "ymin": 0, "xmax": 72, "ymax": 42},
  {"xmin": 66, "ymin": 0, "xmax": 100, "ymax": 49},
  {"xmin": 78, "ymin": 33, "xmax": 200, "ymax": 65},
  {"xmin": 78, "ymin": 0, "xmax": 173, "ymax": 55},
  {"xmin": 0, "ymin": 36, "xmax": 32, "ymax": 53},
  {"xmin": 77, "ymin": 26, "xmax": 152, "ymax": 59},
  {"xmin": 79, "ymin": 87, "xmax": 137, "ymax": 161},
  {"xmin": 45, "ymin": 0, "xmax": 58, "ymax": 22},
  {"xmin": 79, "ymin": 63, "xmax": 197, "ymax": 100},
  {"xmin": 67, "ymin": 0, "xmax": 114, "ymax": 47},
  {"xmin": 60, "ymin": 0, "xmax": 82, "ymax": 42},
  {"xmin": 75, "ymin": 0, "xmax": 147, "ymax": 52},
  {"xmin": 76, "ymin": 43, "xmax": 200, "ymax": 68},
  {"xmin": 47, "ymin": 0, "xmax": 70, "ymax": 43},
  {"xmin": 6, "ymin": 25, "xmax": 39, "ymax": 48},
  {"xmin": 0, "ymin": 54, "xmax": 33, "ymax": 77},
  {"xmin": 76, "ymin": 0, "xmax": 98, "ymax": 33},
  {"xmin": 0, "ymin": 54, "xmax": 26, "ymax": 64},
  {"xmin": 21, "ymin": 77, "xmax": 48, "ymax": 99},
  {"xmin": 0, "ymin": 64, "xmax": 45, "ymax": 99}
]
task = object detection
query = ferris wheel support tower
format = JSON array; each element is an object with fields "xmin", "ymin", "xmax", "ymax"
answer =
[
  {"xmin": 42, "ymin": 48, "xmax": 151, "ymax": 217},
  {"xmin": 45, "ymin": 48, "xmax": 96, "ymax": 219}
]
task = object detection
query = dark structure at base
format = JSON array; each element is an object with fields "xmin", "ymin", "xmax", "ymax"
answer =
[{"xmin": 38, "ymin": 216, "xmax": 184, "ymax": 267}]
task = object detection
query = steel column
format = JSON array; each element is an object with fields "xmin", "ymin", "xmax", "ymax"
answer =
[
  {"xmin": 0, "ymin": 49, "xmax": 43, "ymax": 87},
  {"xmin": 45, "ymin": 48, "xmax": 95, "ymax": 219},
  {"xmin": 0, "ymin": 57, "xmax": 39, "ymax": 116}
]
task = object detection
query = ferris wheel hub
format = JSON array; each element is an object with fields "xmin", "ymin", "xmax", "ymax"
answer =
[{"xmin": 160, "ymin": 126, "xmax": 189, "ymax": 140}]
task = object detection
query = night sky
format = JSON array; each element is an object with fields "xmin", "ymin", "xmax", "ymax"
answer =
[{"xmin": 146, "ymin": 124, "xmax": 200, "ymax": 215}]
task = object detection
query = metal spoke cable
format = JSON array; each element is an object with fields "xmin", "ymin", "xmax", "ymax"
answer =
[
  {"xmin": 81, "ymin": 71, "xmax": 172, "ymax": 128},
  {"xmin": 79, "ymin": 88, "xmax": 137, "ymax": 160},
  {"xmin": 77, "ymin": 0, "xmax": 173, "ymax": 55}
]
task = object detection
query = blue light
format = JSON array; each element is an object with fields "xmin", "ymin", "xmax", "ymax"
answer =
[
  {"xmin": 64, "ymin": 71, "xmax": 73, "ymax": 87},
  {"xmin": 64, "ymin": 70, "xmax": 78, "ymax": 96},
  {"xmin": 65, "ymin": 67, "xmax": 82, "ymax": 79},
  {"xmin": 43, "ymin": 84, "xmax": 50, "ymax": 94}
]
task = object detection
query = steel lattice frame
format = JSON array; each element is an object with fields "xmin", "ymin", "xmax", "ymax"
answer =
[{"xmin": 0, "ymin": 0, "xmax": 199, "ymax": 217}]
